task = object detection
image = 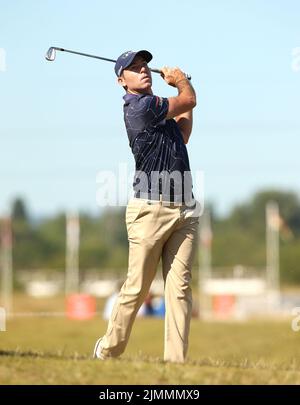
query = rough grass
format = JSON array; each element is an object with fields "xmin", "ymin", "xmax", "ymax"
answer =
[{"xmin": 1, "ymin": 295, "xmax": 300, "ymax": 384}]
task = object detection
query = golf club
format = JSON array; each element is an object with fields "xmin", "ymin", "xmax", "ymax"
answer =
[{"xmin": 45, "ymin": 47, "xmax": 192, "ymax": 80}]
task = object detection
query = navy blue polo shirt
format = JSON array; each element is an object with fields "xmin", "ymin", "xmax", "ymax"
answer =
[{"xmin": 123, "ymin": 93, "xmax": 194, "ymax": 203}]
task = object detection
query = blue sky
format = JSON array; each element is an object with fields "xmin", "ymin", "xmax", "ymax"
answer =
[{"xmin": 0, "ymin": 0, "xmax": 299, "ymax": 217}]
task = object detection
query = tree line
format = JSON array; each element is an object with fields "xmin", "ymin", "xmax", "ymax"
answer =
[{"xmin": 4, "ymin": 189, "xmax": 300, "ymax": 285}]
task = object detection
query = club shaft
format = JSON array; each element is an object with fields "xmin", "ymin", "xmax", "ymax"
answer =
[
  {"xmin": 50, "ymin": 47, "xmax": 192, "ymax": 80},
  {"xmin": 52, "ymin": 47, "xmax": 116, "ymax": 63}
]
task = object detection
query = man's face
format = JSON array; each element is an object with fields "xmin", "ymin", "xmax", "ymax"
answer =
[{"xmin": 118, "ymin": 55, "xmax": 152, "ymax": 94}]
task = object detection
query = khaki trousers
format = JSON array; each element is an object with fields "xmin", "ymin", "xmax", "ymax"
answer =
[{"xmin": 101, "ymin": 197, "xmax": 199, "ymax": 363}]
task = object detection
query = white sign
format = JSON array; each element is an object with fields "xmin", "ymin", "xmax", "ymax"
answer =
[
  {"xmin": 0, "ymin": 48, "xmax": 6, "ymax": 72},
  {"xmin": 291, "ymin": 47, "xmax": 300, "ymax": 72},
  {"xmin": 0, "ymin": 307, "xmax": 6, "ymax": 331}
]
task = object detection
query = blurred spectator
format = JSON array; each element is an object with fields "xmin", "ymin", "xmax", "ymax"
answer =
[
  {"xmin": 103, "ymin": 285, "xmax": 155, "ymax": 320},
  {"xmin": 152, "ymin": 296, "xmax": 165, "ymax": 318}
]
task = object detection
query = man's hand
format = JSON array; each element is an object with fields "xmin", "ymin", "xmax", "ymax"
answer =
[{"xmin": 160, "ymin": 66, "xmax": 188, "ymax": 88}]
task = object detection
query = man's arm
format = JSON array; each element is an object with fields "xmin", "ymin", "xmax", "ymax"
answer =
[
  {"xmin": 160, "ymin": 67, "xmax": 196, "ymax": 144},
  {"xmin": 175, "ymin": 110, "xmax": 193, "ymax": 144},
  {"xmin": 160, "ymin": 67, "xmax": 196, "ymax": 120}
]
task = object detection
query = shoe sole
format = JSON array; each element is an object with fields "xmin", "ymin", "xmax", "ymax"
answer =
[{"xmin": 93, "ymin": 338, "xmax": 105, "ymax": 360}]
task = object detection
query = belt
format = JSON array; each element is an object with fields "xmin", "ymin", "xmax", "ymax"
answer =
[{"xmin": 134, "ymin": 193, "xmax": 196, "ymax": 207}]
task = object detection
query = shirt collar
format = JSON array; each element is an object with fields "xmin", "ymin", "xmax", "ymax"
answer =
[{"xmin": 123, "ymin": 93, "xmax": 146, "ymax": 104}]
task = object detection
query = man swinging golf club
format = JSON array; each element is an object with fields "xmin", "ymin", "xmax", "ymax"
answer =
[{"xmin": 93, "ymin": 49, "xmax": 199, "ymax": 363}]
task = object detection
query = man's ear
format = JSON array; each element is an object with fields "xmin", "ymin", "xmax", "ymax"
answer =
[{"xmin": 117, "ymin": 76, "xmax": 126, "ymax": 87}]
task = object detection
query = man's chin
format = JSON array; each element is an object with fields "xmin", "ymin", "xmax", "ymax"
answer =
[{"xmin": 128, "ymin": 84, "xmax": 152, "ymax": 95}]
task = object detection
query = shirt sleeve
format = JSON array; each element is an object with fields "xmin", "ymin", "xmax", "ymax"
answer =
[{"xmin": 136, "ymin": 95, "xmax": 169, "ymax": 128}]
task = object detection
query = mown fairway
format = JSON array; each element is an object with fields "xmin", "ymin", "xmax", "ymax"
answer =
[{"xmin": 1, "ymin": 295, "xmax": 300, "ymax": 384}]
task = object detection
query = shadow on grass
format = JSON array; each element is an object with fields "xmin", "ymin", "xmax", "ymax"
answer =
[
  {"xmin": 1, "ymin": 350, "xmax": 300, "ymax": 373},
  {"xmin": 0, "ymin": 349, "xmax": 88, "ymax": 361}
]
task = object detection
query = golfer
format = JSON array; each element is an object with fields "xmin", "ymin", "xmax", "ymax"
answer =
[{"xmin": 94, "ymin": 50, "xmax": 199, "ymax": 363}]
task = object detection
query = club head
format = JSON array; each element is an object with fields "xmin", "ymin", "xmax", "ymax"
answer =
[{"xmin": 45, "ymin": 47, "xmax": 56, "ymax": 61}]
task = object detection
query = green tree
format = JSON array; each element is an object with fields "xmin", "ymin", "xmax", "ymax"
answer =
[{"xmin": 11, "ymin": 197, "xmax": 29, "ymax": 222}]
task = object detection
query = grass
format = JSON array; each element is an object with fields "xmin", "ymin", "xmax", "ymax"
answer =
[{"xmin": 1, "ymin": 294, "xmax": 300, "ymax": 384}]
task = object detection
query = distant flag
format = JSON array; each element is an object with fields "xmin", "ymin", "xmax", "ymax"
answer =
[
  {"xmin": 200, "ymin": 214, "xmax": 212, "ymax": 248},
  {"xmin": 0, "ymin": 216, "xmax": 13, "ymax": 315},
  {"xmin": 0, "ymin": 217, "xmax": 12, "ymax": 249},
  {"xmin": 268, "ymin": 209, "xmax": 293, "ymax": 241}
]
